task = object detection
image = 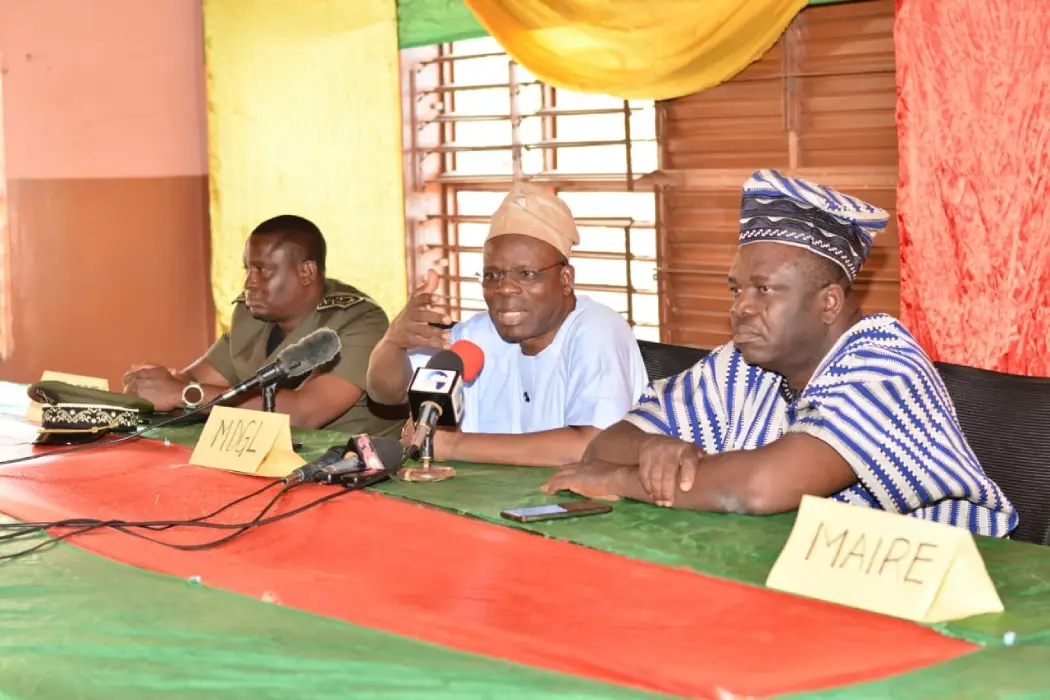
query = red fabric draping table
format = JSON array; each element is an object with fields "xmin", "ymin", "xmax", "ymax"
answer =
[{"xmin": 0, "ymin": 418, "xmax": 975, "ymax": 699}]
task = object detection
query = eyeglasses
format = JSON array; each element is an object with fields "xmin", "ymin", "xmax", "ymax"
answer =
[{"xmin": 477, "ymin": 261, "xmax": 567, "ymax": 287}]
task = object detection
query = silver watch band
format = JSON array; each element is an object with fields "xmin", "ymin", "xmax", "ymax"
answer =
[{"xmin": 182, "ymin": 382, "xmax": 204, "ymax": 409}]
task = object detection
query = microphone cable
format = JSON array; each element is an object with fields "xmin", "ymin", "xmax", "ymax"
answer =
[
  {"xmin": 0, "ymin": 471, "xmax": 387, "ymax": 564},
  {"xmin": 0, "ymin": 478, "xmax": 288, "ymax": 560},
  {"xmin": 0, "ymin": 478, "xmax": 281, "ymax": 537}
]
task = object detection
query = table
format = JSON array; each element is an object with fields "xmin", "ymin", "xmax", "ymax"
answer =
[{"xmin": 0, "ymin": 390, "xmax": 1048, "ymax": 698}]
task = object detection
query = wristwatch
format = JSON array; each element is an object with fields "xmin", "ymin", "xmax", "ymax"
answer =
[{"xmin": 182, "ymin": 382, "xmax": 204, "ymax": 410}]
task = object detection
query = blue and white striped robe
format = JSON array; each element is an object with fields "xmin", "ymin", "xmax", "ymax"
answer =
[{"xmin": 626, "ymin": 315, "xmax": 1018, "ymax": 538}]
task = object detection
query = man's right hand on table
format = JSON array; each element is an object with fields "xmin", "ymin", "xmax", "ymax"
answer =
[
  {"xmin": 122, "ymin": 365, "xmax": 185, "ymax": 412},
  {"xmin": 638, "ymin": 434, "xmax": 704, "ymax": 507}
]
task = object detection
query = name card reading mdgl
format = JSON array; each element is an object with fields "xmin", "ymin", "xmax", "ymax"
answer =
[
  {"xmin": 766, "ymin": 495, "xmax": 1003, "ymax": 623},
  {"xmin": 189, "ymin": 406, "xmax": 304, "ymax": 478}
]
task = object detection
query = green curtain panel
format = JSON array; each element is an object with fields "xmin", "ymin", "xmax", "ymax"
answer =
[
  {"xmin": 396, "ymin": 0, "xmax": 853, "ymax": 49},
  {"xmin": 398, "ymin": 0, "xmax": 486, "ymax": 48}
]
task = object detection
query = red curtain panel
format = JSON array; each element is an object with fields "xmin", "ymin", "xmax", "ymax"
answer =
[{"xmin": 896, "ymin": 0, "xmax": 1050, "ymax": 376}]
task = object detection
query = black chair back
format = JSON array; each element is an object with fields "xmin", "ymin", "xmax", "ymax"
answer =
[
  {"xmin": 637, "ymin": 340, "xmax": 710, "ymax": 382},
  {"xmin": 935, "ymin": 361, "xmax": 1050, "ymax": 544}
]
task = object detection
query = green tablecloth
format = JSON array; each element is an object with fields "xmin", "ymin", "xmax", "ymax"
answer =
[
  {"xmin": 153, "ymin": 423, "xmax": 1050, "ymax": 648},
  {"xmin": 4, "ymin": 455, "xmax": 1047, "ymax": 700},
  {"xmin": 0, "ymin": 516, "xmax": 660, "ymax": 700},
  {"xmin": 3, "ymin": 386, "xmax": 1050, "ymax": 698}
]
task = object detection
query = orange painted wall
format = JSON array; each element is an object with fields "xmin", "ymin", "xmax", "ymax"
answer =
[{"xmin": 0, "ymin": 0, "xmax": 213, "ymax": 388}]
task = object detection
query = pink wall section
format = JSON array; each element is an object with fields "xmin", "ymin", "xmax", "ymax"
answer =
[
  {"xmin": 0, "ymin": 0, "xmax": 214, "ymax": 387},
  {"xmin": 0, "ymin": 0, "xmax": 207, "ymax": 179}
]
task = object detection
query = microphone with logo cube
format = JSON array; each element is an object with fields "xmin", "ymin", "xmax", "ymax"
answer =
[{"xmin": 399, "ymin": 339, "xmax": 484, "ymax": 483}]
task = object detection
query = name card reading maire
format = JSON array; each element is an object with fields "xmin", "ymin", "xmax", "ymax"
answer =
[
  {"xmin": 189, "ymin": 406, "xmax": 304, "ymax": 478},
  {"xmin": 766, "ymin": 496, "xmax": 1003, "ymax": 623}
]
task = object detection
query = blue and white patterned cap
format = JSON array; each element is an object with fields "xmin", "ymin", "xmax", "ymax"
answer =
[{"xmin": 738, "ymin": 169, "xmax": 888, "ymax": 280}]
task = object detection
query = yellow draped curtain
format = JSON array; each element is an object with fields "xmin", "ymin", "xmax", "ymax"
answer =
[
  {"xmin": 463, "ymin": 0, "xmax": 808, "ymax": 100},
  {"xmin": 204, "ymin": 0, "xmax": 407, "ymax": 332}
]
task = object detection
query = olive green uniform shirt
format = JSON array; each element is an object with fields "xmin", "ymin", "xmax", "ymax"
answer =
[{"xmin": 205, "ymin": 279, "xmax": 403, "ymax": 437}]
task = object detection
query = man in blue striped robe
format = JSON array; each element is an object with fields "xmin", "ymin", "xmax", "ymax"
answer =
[{"xmin": 542, "ymin": 170, "xmax": 1017, "ymax": 538}]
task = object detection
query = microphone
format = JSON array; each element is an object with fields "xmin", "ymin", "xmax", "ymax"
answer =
[
  {"xmin": 405, "ymin": 339, "xmax": 485, "ymax": 460},
  {"xmin": 215, "ymin": 328, "xmax": 341, "ymax": 404},
  {"xmin": 283, "ymin": 434, "xmax": 403, "ymax": 485}
]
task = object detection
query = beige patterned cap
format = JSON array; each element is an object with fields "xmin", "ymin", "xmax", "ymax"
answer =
[{"xmin": 487, "ymin": 182, "xmax": 580, "ymax": 259}]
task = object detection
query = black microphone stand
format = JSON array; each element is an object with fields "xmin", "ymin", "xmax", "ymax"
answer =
[
  {"xmin": 396, "ymin": 427, "xmax": 455, "ymax": 482},
  {"xmin": 419, "ymin": 431, "xmax": 434, "ymax": 470},
  {"xmin": 260, "ymin": 383, "xmax": 302, "ymax": 452},
  {"xmin": 262, "ymin": 384, "xmax": 276, "ymax": 413}
]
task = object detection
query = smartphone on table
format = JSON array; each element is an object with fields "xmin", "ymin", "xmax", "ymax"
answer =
[{"xmin": 500, "ymin": 500, "xmax": 612, "ymax": 523}]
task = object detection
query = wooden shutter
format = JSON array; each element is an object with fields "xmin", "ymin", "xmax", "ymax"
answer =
[{"xmin": 653, "ymin": 0, "xmax": 898, "ymax": 349}]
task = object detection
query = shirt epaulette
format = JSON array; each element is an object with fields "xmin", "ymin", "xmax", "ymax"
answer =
[
  {"xmin": 230, "ymin": 285, "xmax": 371, "ymax": 310},
  {"xmin": 317, "ymin": 293, "xmax": 369, "ymax": 311}
]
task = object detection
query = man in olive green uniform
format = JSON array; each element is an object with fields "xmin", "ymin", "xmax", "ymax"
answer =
[{"xmin": 123, "ymin": 214, "xmax": 402, "ymax": 437}]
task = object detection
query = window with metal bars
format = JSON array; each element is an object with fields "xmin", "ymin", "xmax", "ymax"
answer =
[{"xmin": 402, "ymin": 38, "xmax": 661, "ymax": 341}]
